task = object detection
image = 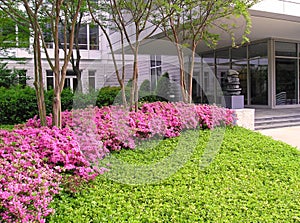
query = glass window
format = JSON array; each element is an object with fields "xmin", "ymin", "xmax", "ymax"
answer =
[
  {"xmin": 249, "ymin": 58, "xmax": 268, "ymax": 105},
  {"xmin": 17, "ymin": 70, "xmax": 27, "ymax": 87},
  {"xmin": 232, "ymin": 60, "xmax": 248, "ymax": 104},
  {"xmin": 150, "ymin": 55, "xmax": 162, "ymax": 91},
  {"xmin": 216, "ymin": 50, "xmax": 230, "ymax": 90},
  {"xmin": 216, "ymin": 49, "xmax": 230, "ymax": 65},
  {"xmin": 275, "ymin": 42, "xmax": 297, "ymax": 57},
  {"xmin": 231, "ymin": 46, "xmax": 247, "ymax": 61},
  {"xmin": 46, "ymin": 70, "xmax": 54, "ymax": 90},
  {"xmin": 89, "ymin": 70, "xmax": 96, "ymax": 92},
  {"xmin": 89, "ymin": 25, "xmax": 99, "ymax": 50},
  {"xmin": 275, "ymin": 58, "xmax": 298, "ymax": 105},
  {"xmin": 249, "ymin": 42, "xmax": 268, "ymax": 58},
  {"xmin": 78, "ymin": 25, "xmax": 87, "ymax": 49}
]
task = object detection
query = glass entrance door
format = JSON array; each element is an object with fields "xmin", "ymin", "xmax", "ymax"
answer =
[{"xmin": 275, "ymin": 58, "xmax": 298, "ymax": 105}]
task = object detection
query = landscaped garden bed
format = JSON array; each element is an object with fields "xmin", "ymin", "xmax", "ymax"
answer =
[
  {"xmin": 1, "ymin": 102, "xmax": 300, "ymax": 222},
  {"xmin": 48, "ymin": 127, "xmax": 300, "ymax": 222}
]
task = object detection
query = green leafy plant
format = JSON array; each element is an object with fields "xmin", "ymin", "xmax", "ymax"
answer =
[
  {"xmin": 155, "ymin": 72, "xmax": 171, "ymax": 101},
  {"xmin": 48, "ymin": 127, "xmax": 300, "ymax": 222},
  {"xmin": 96, "ymin": 86, "xmax": 122, "ymax": 107},
  {"xmin": 0, "ymin": 87, "xmax": 74, "ymax": 125}
]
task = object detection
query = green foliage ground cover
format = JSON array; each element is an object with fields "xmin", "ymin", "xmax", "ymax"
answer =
[{"xmin": 49, "ymin": 127, "xmax": 300, "ymax": 222}]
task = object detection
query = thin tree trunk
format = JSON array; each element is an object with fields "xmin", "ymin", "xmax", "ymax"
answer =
[
  {"xmin": 176, "ymin": 44, "xmax": 187, "ymax": 103},
  {"xmin": 33, "ymin": 31, "xmax": 47, "ymax": 126},
  {"xmin": 188, "ymin": 45, "xmax": 196, "ymax": 103}
]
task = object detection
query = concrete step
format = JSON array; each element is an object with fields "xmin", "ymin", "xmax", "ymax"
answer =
[{"xmin": 255, "ymin": 114, "xmax": 300, "ymax": 130}]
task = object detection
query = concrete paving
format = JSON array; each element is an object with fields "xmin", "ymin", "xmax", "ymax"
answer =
[{"xmin": 258, "ymin": 126, "xmax": 300, "ymax": 149}]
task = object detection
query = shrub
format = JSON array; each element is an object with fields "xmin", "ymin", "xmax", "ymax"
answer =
[
  {"xmin": 72, "ymin": 90, "xmax": 98, "ymax": 109},
  {"xmin": 155, "ymin": 72, "xmax": 171, "ymax": 101},
  {"xmin": 45, "ymin": 88, "xmax": 74, "ymax": 115},
  {"xmin": 26, "ymin": 102, "xmax": 236, "ymax": 153},
  {"xmin": 139, "ymin": 79, "xmax": 151, "ymax": 97},
  {"xmin": 0, "ymin": 126, "xmax": 106, "ymax": 222},
  {"xmin": 96, "ymin": 86, "xmax": 121, "ymax": 107},
  {"xmin": 48, "ymin": 127, "xmax": 300, "ymax": 222},
  {"xmin": 0, "ymin": 86, "xmax": 38, "ymax": 125},
  {"xmin": 0, "ymin": 87, "xmax": 74, "ymax": 125},
  {"xmin": 138, "ymin": 79, "xmax": 169, "ymax": 103}
]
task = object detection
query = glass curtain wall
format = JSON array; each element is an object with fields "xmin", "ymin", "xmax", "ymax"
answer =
[
  {"xmin": 231, "ymin": 46, "xmax": 248, "ymax": 104},
  {"xmin": 249, "ymin": 42, "xmax": 268, "ymax": 105},
  {"xmin": 216, "ymin": 50, "xmax": 230, "ymax": 104},
  {"xmin": 201, "ymin": 53, "xmax": 216, "ymax": 103},
  {"xmin": 275, "ymin": 42, "xmax": 298, "ymax": 105},
  {"xmin": 200, "ymin": 40, "xmax": 269, "ymax": 106}
]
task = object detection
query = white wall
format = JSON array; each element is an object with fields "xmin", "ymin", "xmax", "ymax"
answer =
[{"xmin": 251, "ymin": 0, "xmax": 300, "ymax": 17}]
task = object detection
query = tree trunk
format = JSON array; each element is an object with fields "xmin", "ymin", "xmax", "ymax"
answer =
[
  {"xmin": 188, "ymin": 45, "xmax": 196, "ymax": 103},
  {"xmin": 33, "ymin": 31, "xmax": 47, "ymax": 126},
  {"xmin": 74, "ymin": 66, "xmax": 82, "ymax": 92},
  {"xmin": 52, "ymin": 87, "xmax": 62, "ymax": 128},
  {"xmin": 176, "ymin": 45, "xmax": 188, "ymax": 103}
]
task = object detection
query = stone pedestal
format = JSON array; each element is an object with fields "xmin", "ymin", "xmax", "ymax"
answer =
[
  {"xmin": 233, "ymin": 108, "xmax": 255, "ymax": 130},
  {"xmin": 224, "ymin": 95, "xmax": 244, "ymax": 109}
]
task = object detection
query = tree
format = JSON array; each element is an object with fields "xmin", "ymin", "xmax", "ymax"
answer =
[
  {"xmin": 89, "ymin": 0, "xmax": 175, "ymax": 111},
  {"xmin": 88, "ymin": 0, "xmax": 128, "ymax": 107},
  {"xmin": 62, "ymin": 2, "xmax": 90, "ymax": 93},
  {"xmin": 0, "ymin": 9, "xmax": 30, "ymax": 50},
  {"xmin": 41, "ymin": 0, "xmax": 83, "ymax": 127},
  {"xmin": 0, "ymin": 0, "xmax": 83, "ymax": 128},
  {"xmin": 159, "ymin": 0, "xmax": 257, "ymax": 103},
  {"xmin": 0, "ymin": 0, "xmax": 48, "ymax": 125}
]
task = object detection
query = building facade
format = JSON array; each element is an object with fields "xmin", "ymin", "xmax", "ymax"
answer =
[
  {"xmin": 198, "ymin": 0, "xmax": 300, "ymax": 108},
  {"xmin": 2, "ymin": 0, "xmax": 300, "ymax": 108}
]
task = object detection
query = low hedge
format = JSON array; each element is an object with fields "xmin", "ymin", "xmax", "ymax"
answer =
[{"xmin": 0, "ymin": 86, "xmax": 73, "ymax": 125}]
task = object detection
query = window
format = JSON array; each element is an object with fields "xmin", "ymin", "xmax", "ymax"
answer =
[
  {"xmin": 88, "ymin": 70, "xmax": 96, "ymax": 92},
  {"xmin": 89, "ymin": 24, "xmax": 99, "ymax": 50},
  {"xmin": 46, "ymin": 70, "xmax": 78, "ymax": 91},
  {"xmin": 16, "ymin": 70, "xmax": 27, "ymax": 87},
  {"xmin": 275, "ymin": 42, "xmax": 297, "ymax": 57},
  {"xmin": 249, "ymin": 42, "xmax": 268, "ymax": 105},
  {"xmin": 47, "ymin": 24, "xmax": 94, "ymax": 50},
  {"xmin": 150, "ymin": 55, "xmax": 162, "ymax": 91},
  {"xmin": 78, "ymin": 25, "xmax": 87, "ymax": 49},
  {"xmin": 46, "ymin": 70, "xmax": 54, "ymax": 90}
]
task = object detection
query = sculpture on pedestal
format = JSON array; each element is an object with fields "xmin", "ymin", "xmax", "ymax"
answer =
[
  {"xmin": 224, "ymin": 69, "xmax": 242, "ymax": 96},
  {"xmin": 223, "ymin": 69, "xmax": 244, "ymax": 109}
]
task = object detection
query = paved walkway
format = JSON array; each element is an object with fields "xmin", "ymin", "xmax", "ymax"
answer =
[
  {"xmin": 254, "ymin": 107, "xmax": 300, "ymax": 149},
  {"xmin": 258, "ymin": 126, "xmax": 300, "ymax": 149}
]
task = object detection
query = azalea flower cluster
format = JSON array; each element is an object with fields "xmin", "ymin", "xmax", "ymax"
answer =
[
  {"xmin": 0, "ymin": 127, "xmax": 105, "ymax": 222},
  {"xmin": 27, "ymin": 102, "xmax": 235, "ymax": 156}
]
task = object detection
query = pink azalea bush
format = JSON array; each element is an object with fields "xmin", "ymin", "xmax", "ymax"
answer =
[
  {"xmin": 0, "ymin": 127, "xmax": 105, "ymax": 222},
  {"xmin": 26, "ymin": 102, "xmax": 236, "ymax": 156}
]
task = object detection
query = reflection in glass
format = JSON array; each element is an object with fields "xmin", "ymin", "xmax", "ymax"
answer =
[
  {"xmin": 275, "ymin": 42, "xmax": 297, "ymax": 57},
  {"xmin": 275, "ymin": 58, "xmax": 298, "ymax": 105},
  {"xmin": 250, "ymin": 58, "xmax": 268, "ymax": 105},
  {"xmin": 216, "ymin": 50, "xmax": 230, "ymax": 95},
  {"xmin": 201, "ymin": 54, "xmax": 216, "ymax": 103},
  {"xmin": 232, "ymin": 60, "xmax": 248, "ymax": 104},
  {"xmin": 249, "ymin": 42, "xmax": 267, "ymax": 58}
]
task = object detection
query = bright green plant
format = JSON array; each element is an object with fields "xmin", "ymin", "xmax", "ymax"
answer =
[{"xmin": 48, "ymin": 127, "xmax": 300, "ymax": 222}]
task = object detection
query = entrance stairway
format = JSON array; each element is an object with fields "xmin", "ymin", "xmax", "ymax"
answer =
[{"xmin": 255, "ymin": 110, "xmax": 300, "ymax": 130}]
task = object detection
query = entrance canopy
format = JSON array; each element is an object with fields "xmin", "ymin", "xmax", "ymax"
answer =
[{"xmin": 198, "ymin": 9, "xmax": 300, "ymax": 52}]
